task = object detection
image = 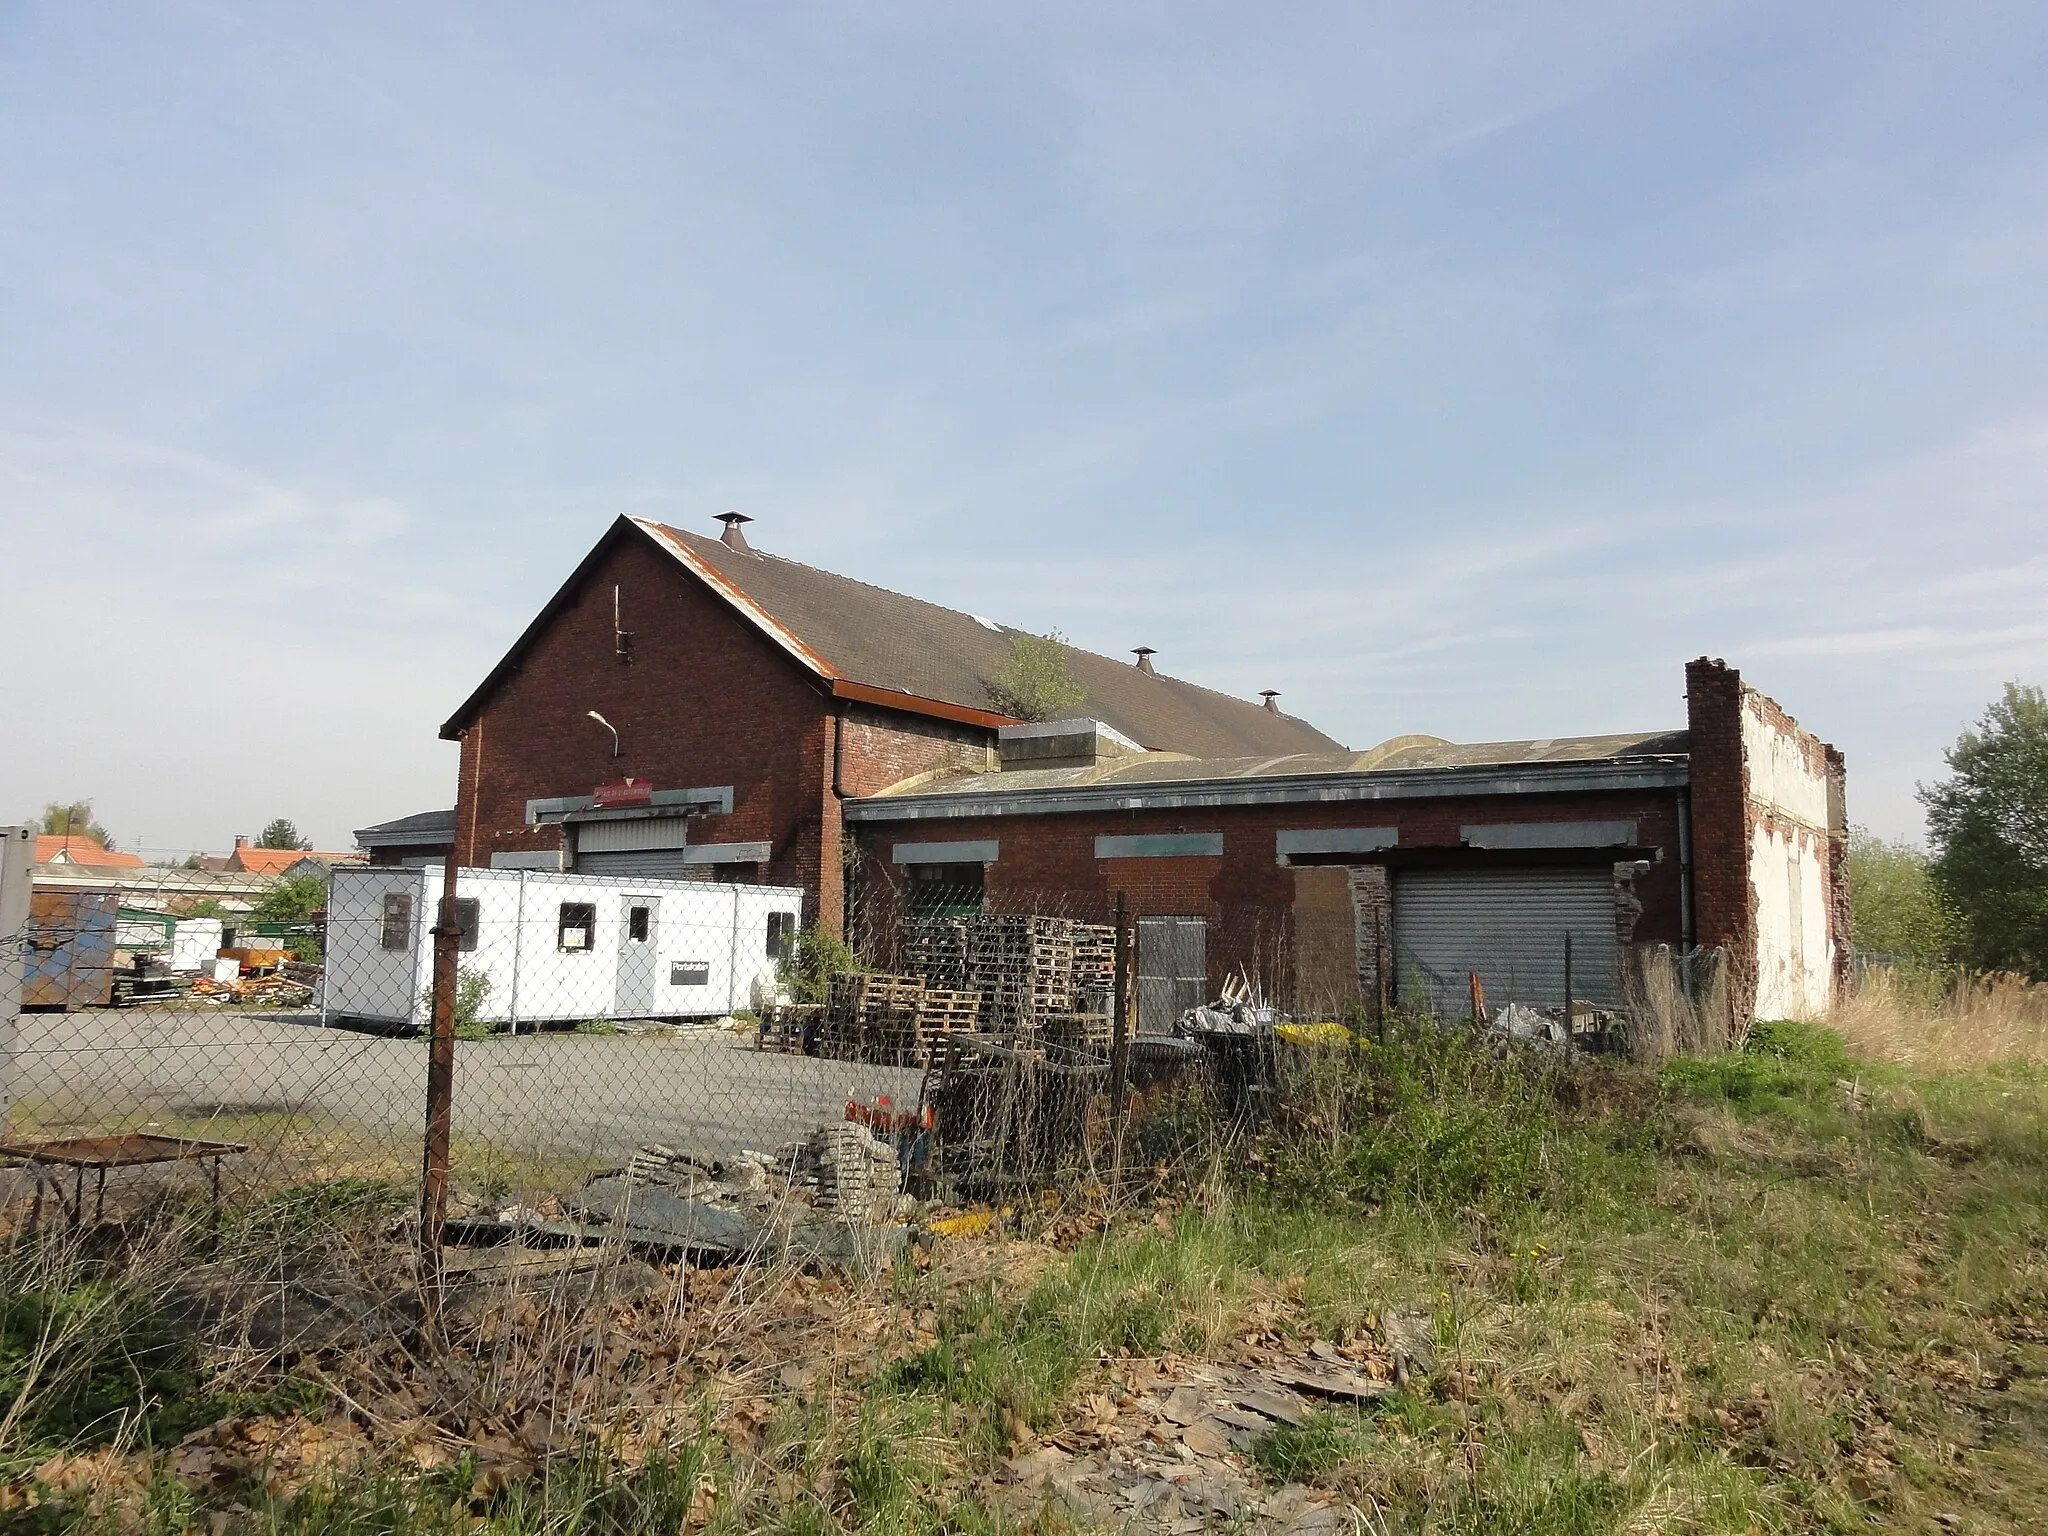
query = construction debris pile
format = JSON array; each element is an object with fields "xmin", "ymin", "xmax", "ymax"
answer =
[
  {"xmin": 188, "ymin": 972, "xmax": 317, "ymax": 1008},
  {"xmin": 765, "ymin": 1121, "xmax": 905, "ymax": 1223},
  {"xmin": 456, "ymin": 1121, "xmax": 914, "ymax": 1264}
]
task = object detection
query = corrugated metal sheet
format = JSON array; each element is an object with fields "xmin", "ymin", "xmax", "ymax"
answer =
[
  {"xmin": 574, "ymin": 849, "xmax": 712, "ymax": 880},
  {"xmin": 576, "ymin": 816, "xmax": 695, "ymax": 853},
  {"xmin": 1392, "ymin": 867, "xmax": 1618, "ymax": 1015}
]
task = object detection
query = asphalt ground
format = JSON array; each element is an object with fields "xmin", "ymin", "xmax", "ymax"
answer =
[{"xmin": 2, "ymin": 1007, "xmax": 923, "ymax": 1207}]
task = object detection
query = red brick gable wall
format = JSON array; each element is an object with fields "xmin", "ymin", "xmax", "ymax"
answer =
[
  {"xmin": 451, "ymin": 533, "xmax": 841, "ymax": 921},
  {"xmin": 449, "ymin": 532, "xmax": 1018, "ymax": 934}
]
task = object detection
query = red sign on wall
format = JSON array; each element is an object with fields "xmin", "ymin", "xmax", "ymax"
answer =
[{"xmin": 592, "ymin": 778, "xmax": 654, "ymax": 808}]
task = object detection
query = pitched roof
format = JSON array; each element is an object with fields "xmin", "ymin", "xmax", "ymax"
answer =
[
  {"xmin": 353, "ymin": 809, "xmax": 457, "ymax": 849},
  {"xmin": 442, "ymin": 517, "xmax": 1341, "ymax": 758},
  {"xmin": 35, "ymin": 836, "xmax": 145, "ymax": 869},
  {"xmin": 226, "ymin": 847, "xmax": 363, "ymax": 876}
]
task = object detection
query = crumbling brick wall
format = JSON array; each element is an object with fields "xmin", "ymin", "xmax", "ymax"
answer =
[
  {"xmin": 1347, "ymin": 864, "xmax": 1393, "ymax": 1018},
  {"xmin": 1684, "ymin": 658, "xmax": 1847, "ymax": 1023}
]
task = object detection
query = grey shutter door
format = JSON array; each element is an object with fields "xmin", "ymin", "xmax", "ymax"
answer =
[
  {"xmin": 574, "ymin": 849, "xmax": 712, "ymax": 880},
  {"xmin": 1136, "ymin": 916, "xmax": 1207, "ymax": 1034},
  {"xmin": 1392, "ymin": 867, "xmax": 1618, "ymax": 1015}
]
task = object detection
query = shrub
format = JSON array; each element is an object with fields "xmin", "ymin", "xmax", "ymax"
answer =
[{"xmin": 776, "ymin": 926, "xmax": 858, "ymax": 1005}]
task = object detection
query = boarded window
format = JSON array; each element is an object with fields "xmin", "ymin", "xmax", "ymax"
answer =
[
  {"xmin": 380, "ymin": 893, "xmax": 413, "ymax": 951},
  {"xmin": 766, "ymin": 911, "xmax": 796, "ymax": 960},
  {"xmin": 453, "ymin": 897, "xmax": 480, "ymax": 954},
  {"xmin": 558, "ymin": 902, "xmax": 596, "ymax": 952}
]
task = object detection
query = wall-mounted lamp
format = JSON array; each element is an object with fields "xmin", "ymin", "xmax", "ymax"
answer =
[{"xmin": 587, "ymin": 710, "xmax": 620, "ymax": 757}]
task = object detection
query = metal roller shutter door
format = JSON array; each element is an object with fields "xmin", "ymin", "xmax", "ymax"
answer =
[
  {"xmin": 1392, "ymin": 866, "xmax": 1618, "ymax": 1015},
  {"xmin": 573, "ymin": 849, "xmax": 711, "ymax": 880}
]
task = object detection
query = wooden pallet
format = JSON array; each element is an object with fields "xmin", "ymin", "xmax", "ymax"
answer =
[
  {"xmin": 758, "ymin": 1003, "xmax": 822, "ymax": 1054},
  {"xmin": 1039, "ymin": 1012, "xmax": 1112, "ymax": 1055}
]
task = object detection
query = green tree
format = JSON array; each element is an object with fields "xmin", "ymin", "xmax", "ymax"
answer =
[
  {"xmin": 1846, "ymin": 827, "xmax": 1960, "ymax": 964},
  {"xmin": 1920, "ymin": 682, "xmax": 2048, "ymax": 979},
  {"xmin": 985, "ymin": 630, "xmax": 1087, "ymax": 723},
  {"xmin": 36, "ymin": 800, "xmax": 113, "ymax": 848},
  {"xmin": 253, "ymin": 870, "xmax": 327, "ymax": 925},
  {"xmin": 256, "ymin": 818, "xmax": 312, "ymax": 850}
]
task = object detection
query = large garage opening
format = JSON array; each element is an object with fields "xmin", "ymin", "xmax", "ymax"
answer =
[{"xmin": 1392, "ymin": 866, "xmax": 1618, "ymax": 1017}]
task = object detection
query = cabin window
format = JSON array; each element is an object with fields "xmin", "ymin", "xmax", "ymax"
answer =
[
  {"xmin": 766, "ymin": 910, "xmax": 796, "ymax": 960},
  {"xmin": 627, "ymin": 904, "xmax": 650, "ymax": 942},
  {"xmin": 558, "ymin": 902, "xmax": 596, "ymax": 952},
  {"xmin": 381, "ymin": 893, "xmax": 413, "ymax": 951},
  {"xmin": 453, "ymin": 898, "xmax": 480, "ymax": 953}
]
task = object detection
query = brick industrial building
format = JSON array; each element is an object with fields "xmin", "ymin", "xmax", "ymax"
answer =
[{"xmin": 436, "ymin": 515, "xmax": 1848, "ymax": 1024}]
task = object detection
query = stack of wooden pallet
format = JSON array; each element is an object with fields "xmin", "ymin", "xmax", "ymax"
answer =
[
  {"xmin": 1072, "ymin": 923, "xmax": 1116, "ymax": 994},
  {"xmin": 1039, "ymin": 1011, "xmax": 1113, "ymax": 1053},
  {"xmin": 820, "ymin": 972, "xmax": 925, "ymax": 1062},
  {"xmin": 901, "ymin": 919, "xmax": 969, "ymax": 990},
  {"xmin": 757, "ymin": 1002, "xmax": 822, "ymax": 1054},
  {"xmin": 914, "ymin": 987, "xmax": 984, "ymax": 1060},
  {"xmin": 901, "ymin": 914, "xmax": 1125, "ymax": 1037},
  {"xmin": 969, "ymin": 915, "xmax": 1076, "ymax": 1033}
]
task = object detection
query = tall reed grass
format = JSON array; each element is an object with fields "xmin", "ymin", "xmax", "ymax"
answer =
[{"xmin": 1821, "ymin": 963, "xmax": 2048, "ymax": 1069}]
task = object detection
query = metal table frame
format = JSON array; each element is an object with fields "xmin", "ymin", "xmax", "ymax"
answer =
[{"xmin": 0, "ymin": 1133, "xmax": 249, "ymax": 1231}]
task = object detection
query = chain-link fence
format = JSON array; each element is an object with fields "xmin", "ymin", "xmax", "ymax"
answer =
[{"xmin": 2, "ymin": 852, "xmax": 1730, "ymax": 1269}]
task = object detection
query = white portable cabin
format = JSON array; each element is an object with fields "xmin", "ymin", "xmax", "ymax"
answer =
[{"xmin": 322, "ymin": 866, "xmax": 802, "ymax": 1031}]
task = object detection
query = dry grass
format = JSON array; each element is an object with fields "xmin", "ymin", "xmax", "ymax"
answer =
[{"xmin": 1821, "ymin": 964, "xmax": 2048, "ymax": 1069}]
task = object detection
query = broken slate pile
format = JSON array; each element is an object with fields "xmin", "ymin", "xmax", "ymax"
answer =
[
  {"xmin": 1000, "ymin": 1309, "xmax": 1436, "ymax": 1534},
  {"xmin": 485, "ymin": 1124, "xmax": 910, "ymax": 1262}
]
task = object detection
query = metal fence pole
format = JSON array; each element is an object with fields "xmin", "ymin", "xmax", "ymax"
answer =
[
  {"xmin": 418, "ymin": 843, "xmax": 462, "ymax": 1325},
  {"xmin": 1562, "ymin": 932, "xmax": 1574, "ymax": 1033},
  {"xmin": 1108, "ymin": 891, "xmax": 1131, "ymax": 1185}
]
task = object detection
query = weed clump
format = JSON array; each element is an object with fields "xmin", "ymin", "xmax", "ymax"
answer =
[
  {"xmin": 1660, "ymin": 1016, "xmax": 1854, "ymax": 1111},
  {"xmin": 1251, "ymin": 1016, "xmax": 1655, "ymax": 1217}
]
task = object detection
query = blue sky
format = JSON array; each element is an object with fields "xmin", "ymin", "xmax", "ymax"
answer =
[{"xmin": 4, "ymin": 1, "xmax": 2045, "ymax": 854}]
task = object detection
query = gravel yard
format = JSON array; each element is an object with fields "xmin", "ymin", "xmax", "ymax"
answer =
[{"xmin": 3, "ymin": 1007, "xmax": 922, "ymax": 1202}]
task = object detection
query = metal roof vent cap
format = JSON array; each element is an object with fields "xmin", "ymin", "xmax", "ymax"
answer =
[
  {"xmin": 1260, "ymin": 690, "xmax": 1281, "ymax": 714},
  {"xmin": 1132, "ymin": 646, "xmax": 1157, "ymax": 676},
  {"xmin": 716, "ymin": 511, "xmax": 753, "ymax": 551}
]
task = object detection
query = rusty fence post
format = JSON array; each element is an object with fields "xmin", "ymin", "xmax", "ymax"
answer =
[
  {"xmin": 418, "ymin": 843, "xmax": 463, "ymax": 1329},
  {"xmin": 1108, "ymin": 892, "xmax": 1132, "ymax": 1187},
  {"xmin": 1562, "ymin": 932, "xmax": 1574, "ymax": 1038}
]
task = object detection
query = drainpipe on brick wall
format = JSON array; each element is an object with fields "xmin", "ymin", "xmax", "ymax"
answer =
[
  {"xmin": 832, "ymin": 703, "xmax": 848, "ymax": 801},
  {"xmin": 1676, "ymin": 786, "xmax": 1696, "ymax": 950}
]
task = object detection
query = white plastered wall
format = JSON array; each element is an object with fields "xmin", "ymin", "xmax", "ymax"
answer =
[{"xmin": 1742, "ymin": 697, "xmax": 1836, "ymax": 1019}]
